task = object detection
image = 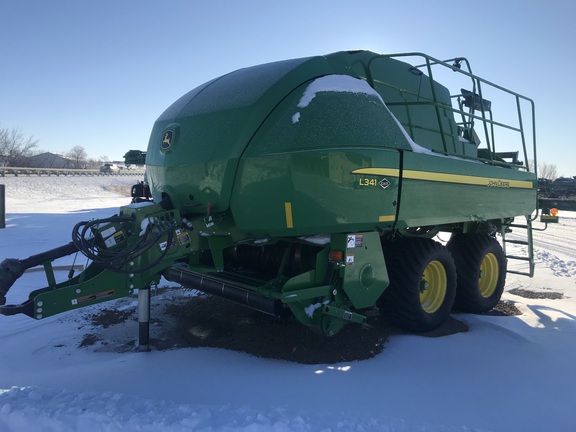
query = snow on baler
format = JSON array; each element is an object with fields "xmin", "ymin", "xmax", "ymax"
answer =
[{"xmin": 0, "ymin": 50, "xmax": 549, "ymax": 346}]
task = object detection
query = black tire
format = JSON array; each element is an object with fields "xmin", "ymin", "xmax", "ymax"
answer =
[
  {"xmin": 447, "ymin": 233, "xmax": 507, "ymax": 313},
  {"xmin": 378, "ymin": 238, "xmax": 456, "ymax": 332}
]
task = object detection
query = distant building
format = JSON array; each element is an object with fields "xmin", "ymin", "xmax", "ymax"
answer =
[{"xmin": 26, "ymin": 152, "xmax": 74, "ymax": 169}]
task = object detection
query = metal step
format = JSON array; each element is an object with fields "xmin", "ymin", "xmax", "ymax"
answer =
[
  {"xmin": 508, "ymin": 223, "xmax": 529, "ymax": 229},
  {"xmin": 507, "ymin": 269, "xmax": 533, "ymax": 277},
  {"xmin": 502, "ymin": 215, "xmax": 535, "ymax": 278},
  {"xmin": 504, "ymin": 239, "xmax": 529, "ymax": 246},
  {"xmin": 506, "ymin": 255, "xmax": 532, "ymax": 261}
]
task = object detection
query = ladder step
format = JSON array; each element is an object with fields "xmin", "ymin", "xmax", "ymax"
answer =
[
  {"xmin": 504, "ymin": 239, "xmax": 529, "ymax": 245},
  {"xmin": 507, "ymin": 269, "xmax": 533, "ymax": 277},
  {"xmin": 502, "ymin": 217, "xmax": 534, "ymax": 278},
  {"xmin": 506, "ymin": 255, "xmax": 531, "ymax": 261}
]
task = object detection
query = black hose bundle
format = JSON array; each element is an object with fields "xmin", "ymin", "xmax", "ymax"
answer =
[{"xmin": 71, "ymin": 214, "xmax": 175, "ymax": 274}]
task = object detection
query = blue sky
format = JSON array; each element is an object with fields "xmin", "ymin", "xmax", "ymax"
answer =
[{"xmin": 1, "ymin": 0, "xmax": 575, "ymax": 176}]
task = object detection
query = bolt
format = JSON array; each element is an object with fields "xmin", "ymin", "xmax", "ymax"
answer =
[{"xmin": 420, "ymin": 280, "xmax": 429, "ymax": 293}]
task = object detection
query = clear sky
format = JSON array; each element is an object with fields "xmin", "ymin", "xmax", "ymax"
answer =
[{"xmin": 1, "ymin": 0, "xmax": 575, "ymax": 176}]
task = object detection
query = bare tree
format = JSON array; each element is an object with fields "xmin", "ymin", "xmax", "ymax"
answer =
[
  {"xmin": 67, "ymin": 145, "xmax": 88, "ymax": 169},
  {"xmin": 0, "ymin": 126, "xmax": 39, "ymax": 166},
  {"xmin": 538, "ymin": 162, "xmax": 558, "ymax": 180},
  {"xmin": 85, "ymin": 155, "xmax": 110, "ymax": 169}
]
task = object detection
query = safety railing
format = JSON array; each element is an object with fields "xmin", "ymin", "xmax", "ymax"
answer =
[{"xmin": 367, "ymin": 52, "xmax": 537, "ymax": 175}]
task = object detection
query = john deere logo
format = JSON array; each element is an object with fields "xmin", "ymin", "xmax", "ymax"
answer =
[{"xmin": 161, "ymin": 130, "xmax": 174, "ymax": 150}]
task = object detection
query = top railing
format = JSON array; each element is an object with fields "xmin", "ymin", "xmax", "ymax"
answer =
[{"xmin": 367, "ymin": 52, "xmax": 537, "ymax": 176}]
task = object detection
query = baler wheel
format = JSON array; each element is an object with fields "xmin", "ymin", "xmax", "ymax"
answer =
[
  {"xmin": 447, "ymin": 234, "xmax": 506, "ymax": 313},
  {"xmin": 379, "ymin": 238, "xmax": 456, "ymax": 332}
]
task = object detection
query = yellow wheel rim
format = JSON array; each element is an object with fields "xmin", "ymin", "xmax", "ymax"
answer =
[
  {"xmin": 479, "ymin": 253, "xmax": 499, "ymax": 298},
  {"xmin": 420, "ymin": 260, "xmax": 447, "ymax": 313}
]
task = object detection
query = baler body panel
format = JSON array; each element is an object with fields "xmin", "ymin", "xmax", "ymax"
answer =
[
  {"xmin": 396, "ymin": 151, "xmax": 537, "ymax": 228},
  {"xmin": 231, "ymin": 72, "xmax": 408, "ymax": 236},
  {"xmin": 232, "ymin": 149, "xmax": 400, "ymax": 237},
  {"xmin": 145, "ymin": 55, "xmax": 335, "ymax": 213},
  {"xmin": 145, "ymin": 50, "xmax": 537, "ymax": 237}
]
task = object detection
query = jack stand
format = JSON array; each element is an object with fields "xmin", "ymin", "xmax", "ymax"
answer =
[{"xmin": 137, "ymin": 286, "xmax": 151, "ymax": 352}]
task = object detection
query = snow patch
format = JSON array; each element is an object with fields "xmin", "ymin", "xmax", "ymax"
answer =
[
  {"xmin": 290, "ymin": 74, "xmax": 439, "ymax": 156},
  {"xmin": 304, "ymin": 300, "xmax": 329, "ymax": 318}
]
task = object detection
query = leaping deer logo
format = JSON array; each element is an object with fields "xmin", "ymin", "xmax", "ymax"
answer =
[{"xmin": 161, "ymin": 130, "xmax": 174, "ymax": 149}]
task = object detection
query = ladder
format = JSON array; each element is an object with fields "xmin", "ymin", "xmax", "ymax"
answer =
[{"xmin": 501, "ymin": 216, "xmax": 534, "ymax": 277}]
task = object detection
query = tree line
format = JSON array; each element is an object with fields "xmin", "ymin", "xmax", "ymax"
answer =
[{"xmin": 0, "ymin": 126, "xmax": 109, "ymax": 169}]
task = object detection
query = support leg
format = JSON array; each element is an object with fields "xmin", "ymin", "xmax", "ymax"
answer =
[{"xmin": 137, "ymin": 286, "xmax": 151, "ymax": 352}]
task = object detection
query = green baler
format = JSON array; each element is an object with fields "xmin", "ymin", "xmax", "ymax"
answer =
[{"xmin": 0, "ymin": 51, "xmax": 544, "ymax": 343}]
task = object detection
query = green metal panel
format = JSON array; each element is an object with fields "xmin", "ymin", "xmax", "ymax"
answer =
[
  {"xmin": 230, "ymin": 71, "xmax": 407, "ymax": 236},
  {"xmin": 331, "ymin": 232, "xmax": 389, "ymax": 309},
  {"xmin": 145, "ymin": 55, "xmax": 335, "ymax": 213},
  {"xmin": 144, "ymin": 50, "xmax": 416, "ymax": 217},
  {"xmin": 396, "ymin": 151, "xmax": 537, "ymax": 228},
  {"xmin": 231, "ymin": 149, "xmax": 400, "ymax": 237},
  {"xmin": 31, "ymin": 265, "xmax": 134, "ymax": 319}
]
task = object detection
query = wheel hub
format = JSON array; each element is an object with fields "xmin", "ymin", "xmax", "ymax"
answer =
[
  {"xmin": 479, "ymin": 253, "xmax": 499, "ymax": 298},
  {"xmin": 420, "ymin": 260, "xmax": 447, "ymax": 313}
]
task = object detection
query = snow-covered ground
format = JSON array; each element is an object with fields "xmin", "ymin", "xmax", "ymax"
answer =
[{"xmin": 0, "ymin": 175, "xmax": 575, "ymax": 432}]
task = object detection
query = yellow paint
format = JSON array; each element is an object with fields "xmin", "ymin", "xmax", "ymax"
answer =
[
  {"xmin": 402, "ymin": 170, "xmax": 532, "ymax": 189},
  {"xmin": 420, "ymin": 260, "xmax": 448, "ymax": 313},
  {"xmin": 351, "ymin": 168, "xmax": 532, "ymax": 189},
  {"xmin": 352, "ymin": 168, "xmax": 400, "ymax": 177},
  {"xmin": 378, "ymin": 215, "xmax": 396, "ymax": 222},
  {"xmin": 284, "ymin": 202, "xmax": 294, "ymax": 228}
]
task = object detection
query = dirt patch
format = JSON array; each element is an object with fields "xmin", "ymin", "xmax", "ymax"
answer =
[
  {"xmin": 486, "ymin": 300, "xmax": 523, "ymax": 316},
  {"xmin": 509, "ymin": 288, "xmax": 564, "ymax": 300},
  {"xmin": 79, "ymin": 333, "xmax": 102, "ymax": 348},
  {"xmin": 90, "ymin": 308, "xmax": 134, "ymax": 328},
  {"xmin": 160, "ymin": 296, "xmax": 390, "ymax": 364},
  {"xmin": 73, "ymin": 290, "xmax": 527, "ymax": 364}
]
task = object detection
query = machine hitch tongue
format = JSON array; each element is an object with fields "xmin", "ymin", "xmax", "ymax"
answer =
[
  {"xmin": 0, "ymin": 258, "xmax": 25, "ymax": 306},
  {"xmin": 0, "ymin": 241, "xmax": 79, "ymax": 306},
  {"xmin": 0, "ymin": 258, "xmax": 23, "ymax": 305}
]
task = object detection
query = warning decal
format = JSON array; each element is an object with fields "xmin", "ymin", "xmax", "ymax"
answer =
[
  {"xmin": 346, "ymin": 234, "xmax": 364, "ymax": 249},
  {"xmin": 71, "ymin": 290, "xmax": 115, "ymax": 306}
]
